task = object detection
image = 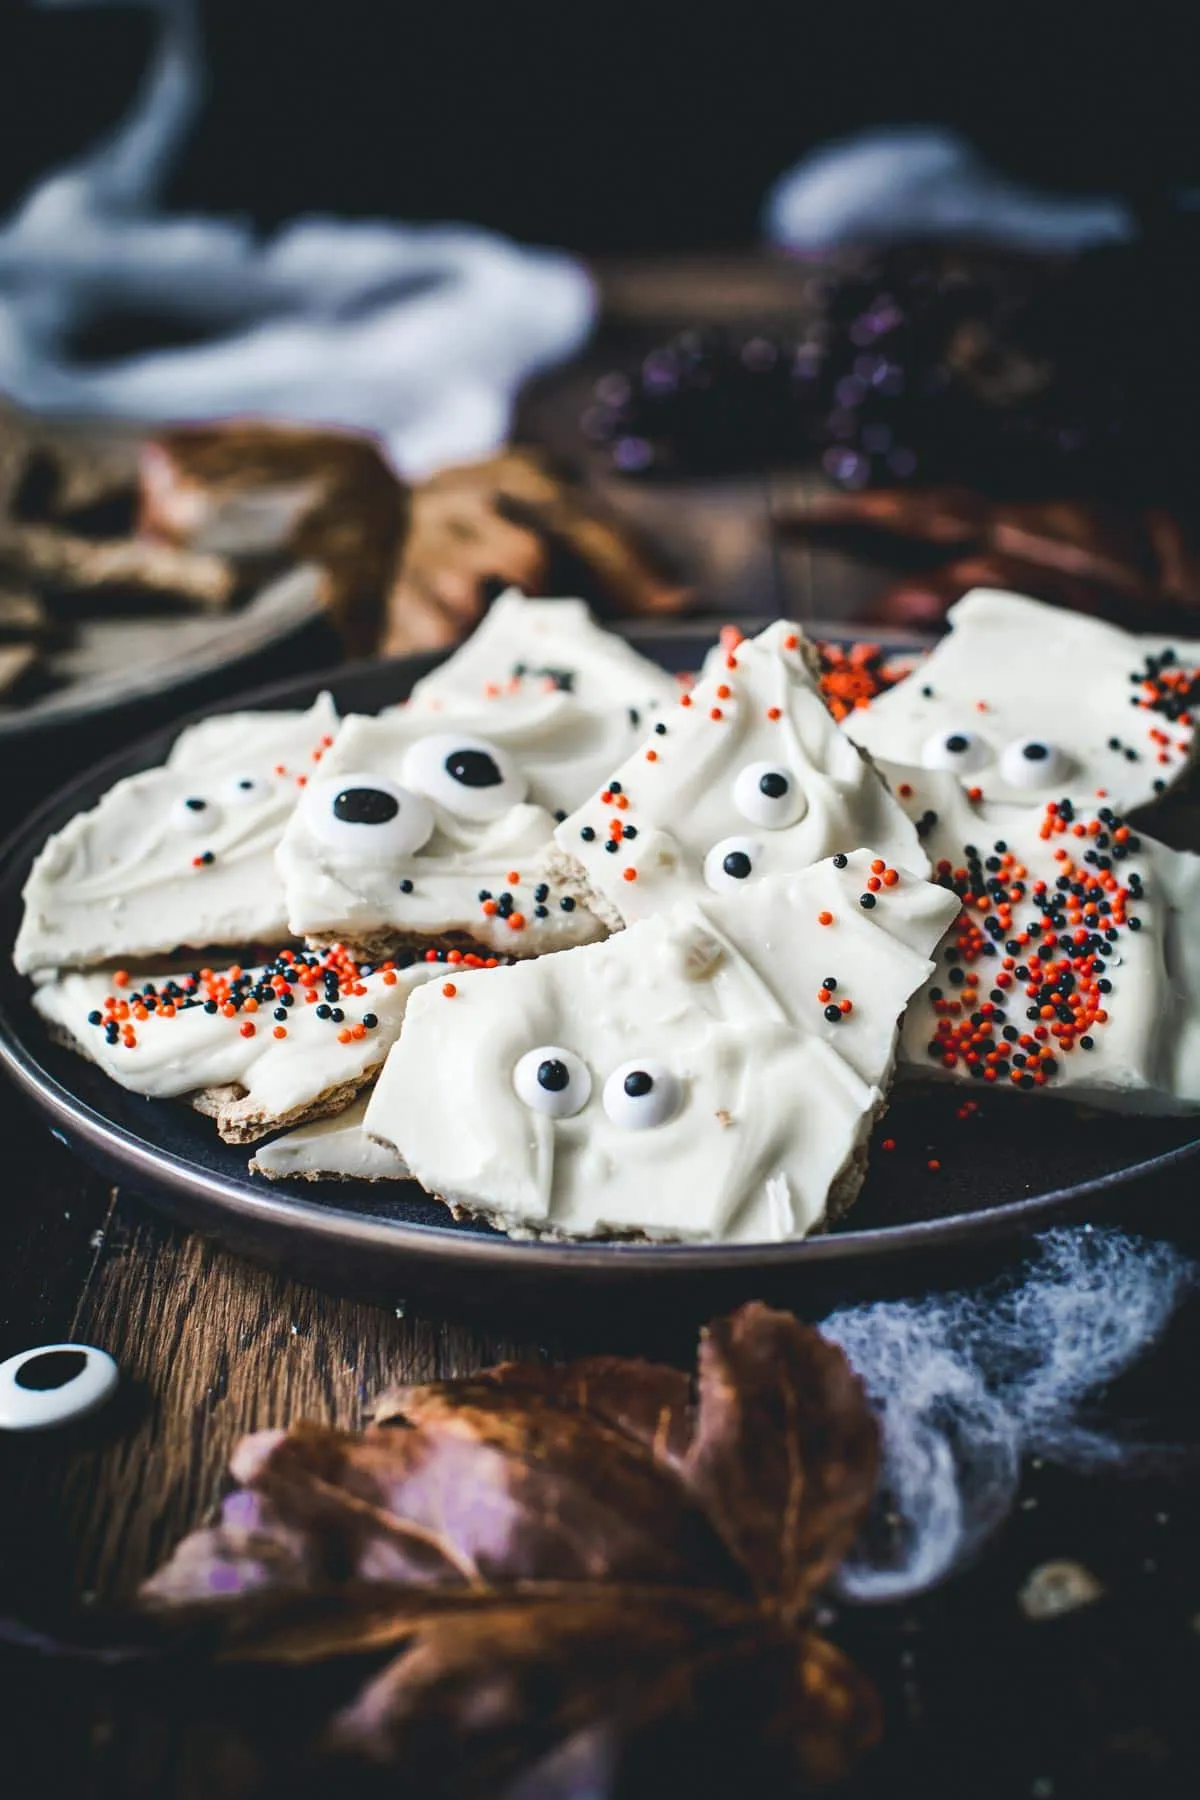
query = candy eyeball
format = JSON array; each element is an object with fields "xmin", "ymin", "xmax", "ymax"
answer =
[
  {"xmin": 602, "ymin": 1059, "xmax": 682, "ymax": 1130},
  {"xmin": 732, "ymin": 762, "xmax": 807, "ymax": 830},
  {"xmin": 921, "ymin": 727, "xmax": 992, "ymax": 775},
  {"xmin": 170, "ymin": 794, "xmax": 220, "ymax": 834},
  {"xmin": 300, "ymin": 772, "xmax": 434, "ymax": 860},
  {"xmin": 221, "ymin": 773, "xmax": 275, "ymax": 806},
  {"xmin": 513, "ymin": 1047, "xmax": 592, "ymax": 1118},
  {"xmin": 401, "ymin": 733, "xmax": 527, "ymax": 822},
  {"xmin": 999, "ymin": 737, "xmax": 1072, "ymax": 789},
  {"xmin": 703, "ymin": 836, "xmax": 762, "ymax": 893}
]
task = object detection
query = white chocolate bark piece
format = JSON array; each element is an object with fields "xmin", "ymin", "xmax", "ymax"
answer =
[
  {"xmin": 880, "ymin": 761, "xmax": 1200, "ymax": 1112},
  {"xmin": 276, "ymin": 712, "xmax": 608, "ymax": 957},
  {"xmin": 34, "ymin": 950, "xmax": 439, "ymax": 1143},
  {"xmin": 551, "ymin": 619, "xmax": 927, "ymax": 926},
  {"xmin": 846, "ymin": 588, "xmax": 1200, "ymax": 811},
  {"xmin": 15, "ymin": 694, "xmax": 339, "ymax": 976},
  {"xmin": 366, "ymin": 853, "xmax": 960, "ymax": 1243},
  {"xmin": 250, "ymin": 1096, "xmax": 408, "ymax": 1182},
  {"xmin": 407, "ymin": 590, "xmax": 678, "ymax": 723}
]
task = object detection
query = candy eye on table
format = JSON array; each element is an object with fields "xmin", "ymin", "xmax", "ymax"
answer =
[{"xmin": 0, "ymin": 1343, "xmax": 118, "ymax": 1432}]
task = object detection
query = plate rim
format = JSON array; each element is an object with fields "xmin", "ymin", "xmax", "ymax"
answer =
[{"xmin": 2, "ymin": 628, "xmax": 1197, "ymax": 1281}]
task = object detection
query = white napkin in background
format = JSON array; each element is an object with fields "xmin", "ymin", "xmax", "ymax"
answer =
[{"xmin": 0, "ymin": 0, "xmax": 595, "ymax": 477}]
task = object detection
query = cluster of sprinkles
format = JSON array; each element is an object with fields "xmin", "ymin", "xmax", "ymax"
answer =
[
  {"xmin": 85, "ymin": 944, "xmax": 418, "ymax": 1052},
  {"xmin": 476, "ymin": 864, "xmax": 581, "ymax": 929},
  {"xmin": 921, "ymin": 799, "xmax": 1145, "ymax": 1088},
  {"xmin": 813, "ymin": 640, "xmax": 912, "ymax": 722},
  {"xmin": 816, "ymin": 974, "xmax": 853, "ymax": 1024}
]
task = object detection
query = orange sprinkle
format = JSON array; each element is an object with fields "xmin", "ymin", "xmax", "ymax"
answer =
[
  {"xmin": 622, "ymin": 867, "xmax": 638, "ymax": 883},
  {"xmin": 818, "ymin": 910, "xmax": 834, "ymax": 926},
  {"xmin": 507, "ymin": 913, "xmax": 527, "ymax": 930},
  {"xmin": 273, "ymin": 1025, "xmax": 287, "ymax": 1040},
  {"xmin": 481, "ymin": 899, "xmax": 498, "ymax": 916},
  {"xmin": 898, "ymin": 782, "xmax": 913, "ymax": 797},
  {"xmin": 883, "ymin": 868, "xmax": 899, "ymax": 887},
  {"xmin": 928, "ymin": 1158, "xmax": 941, "ymax": 1171},
  {"xmin": 646, "ymin": 749, "xmax": 658, "ymax": 761},
  {"xmin": 296, "ymin": 775, "xmax": 307, "ymax": 787},
  {"xmin": 839, "ymin": 999, "xmax": 853, "ymax": 1015},
  {"xmin": 975, "ymin": 700, "xmax": 989, "ymax": 712},
  {"xmin": 113, "ymin": 970, "xmax": 129, "ymax": 988},
  {"xmin": 715, "ymin": 684, "xmax": 732, "ymax": 700},
  {"xmin": 337, "ymin": 1028, "xmax": 352, "ymax": 1043},
  {"xmin": 881, "ymin": 1138, "xmax": 896, "ymax": 1152},
  {"xmin": 680, "ymin": 693, "xmax": 693, "ymax": 708},
  {"xmin": 222, "ymin": 1003, "xmax": 237, "ymax": 1018},
  {"xmin": 967, "ymin": 786, "xmax": 983, "ymax": 802},
  {"xmin": 867, "ymin": 876, "xmax": 882, "ymax": 892},
  {"xmin": 766, "ymin": 706, "xmax": 782, "ymax": 721},
  {"xmin": 817, "ymin": 987, "xmax": 832, "ymax": 1003},
  {"xmin": 351, "ymin": 1023, "xmax": 366, "ymax": 1041},
  {"xmin": 243, "ymin": 997, "xmax": 259, "ymax": 1013},
  {"xmin": 442, "ymin": 982, "xmax": 457, "ymax": 998},
  {"xmin": 507, "ymin": 870, "xmax": 521, "ymax": 886},
  {"xmin": 239, "ymin": 1022, "xmax": 256, "ymax": 1039},
  {"xmin": 870, "ymin": 858, "xmax": 886, "ymax": 874},
  {"xmin": 710, "ymin": 707, "xmax": 723, "ymax": 721},
  {"xmin": 784, "ymin": 633, "xmax": 799, "ymax": 650}
]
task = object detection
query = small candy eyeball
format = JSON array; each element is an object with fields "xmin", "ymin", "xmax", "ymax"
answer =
[
  {"xmin": 921, "ymin": 727, "xmax": 992, "ymax": 774},
  {"xmin": 0, "ymin": 1343, "xmax": 118, "ymax": 1432},
  {"xmin": 732, "ymin": 762, "xmax": 807, "ymax": 829},
  {"xmin": 171, "ymin": 793, "xmax": 220, "ymax": 833},
  {"xmin": 402, "ymin": 733, "xmax": 527, "ymax": 822},
  {"xmin": 513, "ymin": 1047, "xmax": 592, "ymax": 1118},
  {"xmin": 602, "ymin": 1059, "xmax": 682, "ymax": 1130},
  {"xmin": 300, "ymin": 771, "xmax": 434, "ymax": 859},
  {"xmin": 999, "ymin": 737, "xmax": 1072, "ymax": 789},
  {"xmin": 221, "ymin": 773, "xmax": 275, "ymax": 806},
  {"xmin": 703, "ymin": 836, "xmax": 762, "ymax": 893}
]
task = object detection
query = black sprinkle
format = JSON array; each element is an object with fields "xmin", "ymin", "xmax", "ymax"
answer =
[
  {"xmin": 580, "ymin": 826, "xmax": 596, "ymax": 843},
  {"xmin": 560, "ymin": 896, "xmax": 576, "ymax": 912},
  {"xmin": 824, "ymin": 1003, "xmax": 842, "ymax": 1023},
  {"xmin": 833, "ymin": 853, "xmax": 848, "ymax": 869},
  {"xmin": 859, "ymin": 892, "xmax": 876, "ymax": 909},
  {"xmin": 399, "ymin": 879, "xmax": 414, "ymax": 894}
]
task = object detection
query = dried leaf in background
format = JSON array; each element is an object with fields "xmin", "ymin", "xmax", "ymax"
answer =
[{"xmin": 134, "ymin": 1302, "xmax": 880, "ymax": 1797}]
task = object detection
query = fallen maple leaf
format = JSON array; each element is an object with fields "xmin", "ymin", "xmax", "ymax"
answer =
[{"xmin": 134, "ymin": 1303, "xmax": 881, "ymax": 1797}]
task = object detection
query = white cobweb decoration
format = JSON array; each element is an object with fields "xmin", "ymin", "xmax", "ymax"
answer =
[
  {"xmin": 0, "ymin": 0, "xmax": 596, "ymax": 476},
  {"xmin": 824, "ymin": 1226, "xmax": 1195, "ymax": 1601}
]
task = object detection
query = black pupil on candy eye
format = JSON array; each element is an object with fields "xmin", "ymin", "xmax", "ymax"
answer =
[
  {"xmin": 185, "ymin": 797, "xmax": 206, "ymax": 811},
  {"xmin": 238, "ymin": 779, "xmax": 254, "ymax": 790},
  {"xmin": 624, "ymin": 1070, "xmax": 653, "ymax": 1097},
  {"xmin": 537, "ymin": 1059, "xmax": 570, "ymax": 1092},
  {"xmin": 15, "ymin": 1349, "xmax": 87, "ymax": 1391},
  {"xmin": 758, "ymin": 771, "xmax": 789, "ymax": 798},
  {"xmin": 1022, "ymin": 742, "xmax": 1050, "ymax": 761},
  {"xmin": 446, "ymin": 749, "xmax": 502, "ymax": 788},
  {"xmin": 333, "ymin": 787, "xmax": 399, "ymax": 825},
  {"xmin": 723, "ymin": 851, "xmax": 753, "ymax": 879},
  {"xmin": 945, "ymin": 735, "xmax": 970, "ymax": 754}
]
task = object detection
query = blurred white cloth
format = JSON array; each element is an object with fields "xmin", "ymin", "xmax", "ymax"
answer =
[
  {"xmin": 0, "ymin": 0, "xmax": 595, "ymax": 476},
  {"xmin": 765, "ymin": 126, "xmax": 1131, "ymax": 253}
]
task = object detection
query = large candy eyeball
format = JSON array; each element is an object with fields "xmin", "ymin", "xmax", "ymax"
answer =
[
  {"xmin": 999, "ymin": 737, "xmax": 1072, "ymax": 789},
  {"xmin": 921, "ymin": 727, "xmax": 992, "ymax": 775},
  {"xmin": 401, "ymin": 733, "xmax": 527, "ymax": 822},
  {"xmin": 513, "ymin": 1047, "xmax": 592, "ymax": 1118},
  {"xmin": 300, "ymin": 772, "xmax": 434, "ymax": 859},
  {"xmin": 0, "ymin": 1343, "xmax": 118, "ymax": 1432},
  {"xmin": 170, "ymin": 793, "xmax": 220, "ymax": 834},
  {"xmin": 703, "ymin": 836, "xmax": 762, "ymax": 893},
  {"xmin": 732, "ymin": 762, "xmax": 807, "ymax": 830},
  {"xmin": 221, "ymin": 773, "xmax": 275, "ymax": 807},
  {"xmin": 602, "ymin": 1059, "xmax": 681, "ymax": 1130}
]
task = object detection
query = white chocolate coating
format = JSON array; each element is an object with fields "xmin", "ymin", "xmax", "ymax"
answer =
[
  {"xmin": 16, "ymin": 695, "xmax": 339, "ymax": 976},
  {"xmin": 34, "ymin": 955, "xmax": 439, "ymax": 1135},
  {"xmin": 880, "ymin": 761, "xmax": 1200, "ymax": 1112},
  {"xmin": 552, "ymin": 620, "xmax": 928, "ymax": 925},
  {"xmin": 250, "ymin": 1096, "xmax": 409, "ymax": 1181},
  {"xmin": 847, "ymin": 589, "xmax": 1200, "ymax": 810},
  {"xmin": 366, "ymin": 853, "xmax": 960, "ymax": 1242},
  {"xmin": 277, "ymin": 710, "xmax": 608, "ymax": 956},
  {"xmin": 408, "ymin": 590, "xmax": 678, "ymax": 722}
]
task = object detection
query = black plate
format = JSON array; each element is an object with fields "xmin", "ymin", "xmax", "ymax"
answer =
[{"xmin": 1, "ymin": 630, "xmax": 1198, "ymax": 1315}]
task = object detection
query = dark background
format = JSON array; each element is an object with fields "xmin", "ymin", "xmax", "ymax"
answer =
[{"xmin": 0, "ymin": 1, "xmax": 1198, "ymax": 254}]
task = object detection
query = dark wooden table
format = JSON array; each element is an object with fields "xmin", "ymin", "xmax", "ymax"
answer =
[{"xmin": 1, "ymin": 260, "xmax": 1197, "ymax": 1797}]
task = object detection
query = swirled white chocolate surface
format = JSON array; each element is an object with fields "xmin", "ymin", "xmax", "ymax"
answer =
[
  {"xmin": 551, "ymin": 620, "xmax": 927, "ymax": 927},
  {"xmin": 276, "ymin": 711, "xmax": 607, "ymax": 957},
  {"xmin": 407, "ymin": 590, "xmax": 678, "ymax": 723},
  {"xmin": 846, "ymin": 589, "xmax": 1200, "ymax": 810},
  {"xmin": 366, "ymin": 852, "xmax": 960, "ymax": 1242},
  {"xmin": 15, "ymin": 694, "xmax": 339, "ymax": 976},
  {"xmin": 34, "ymin": 948, "xmax": 440, "ymax": 1142},
  {"xmin": 881, "ymin": 761, "xmax": 1200, "ymax": 1111},
  {"xmin": 250, "ymin": 1096, "xmax": 408, "ymax": 1181}
]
